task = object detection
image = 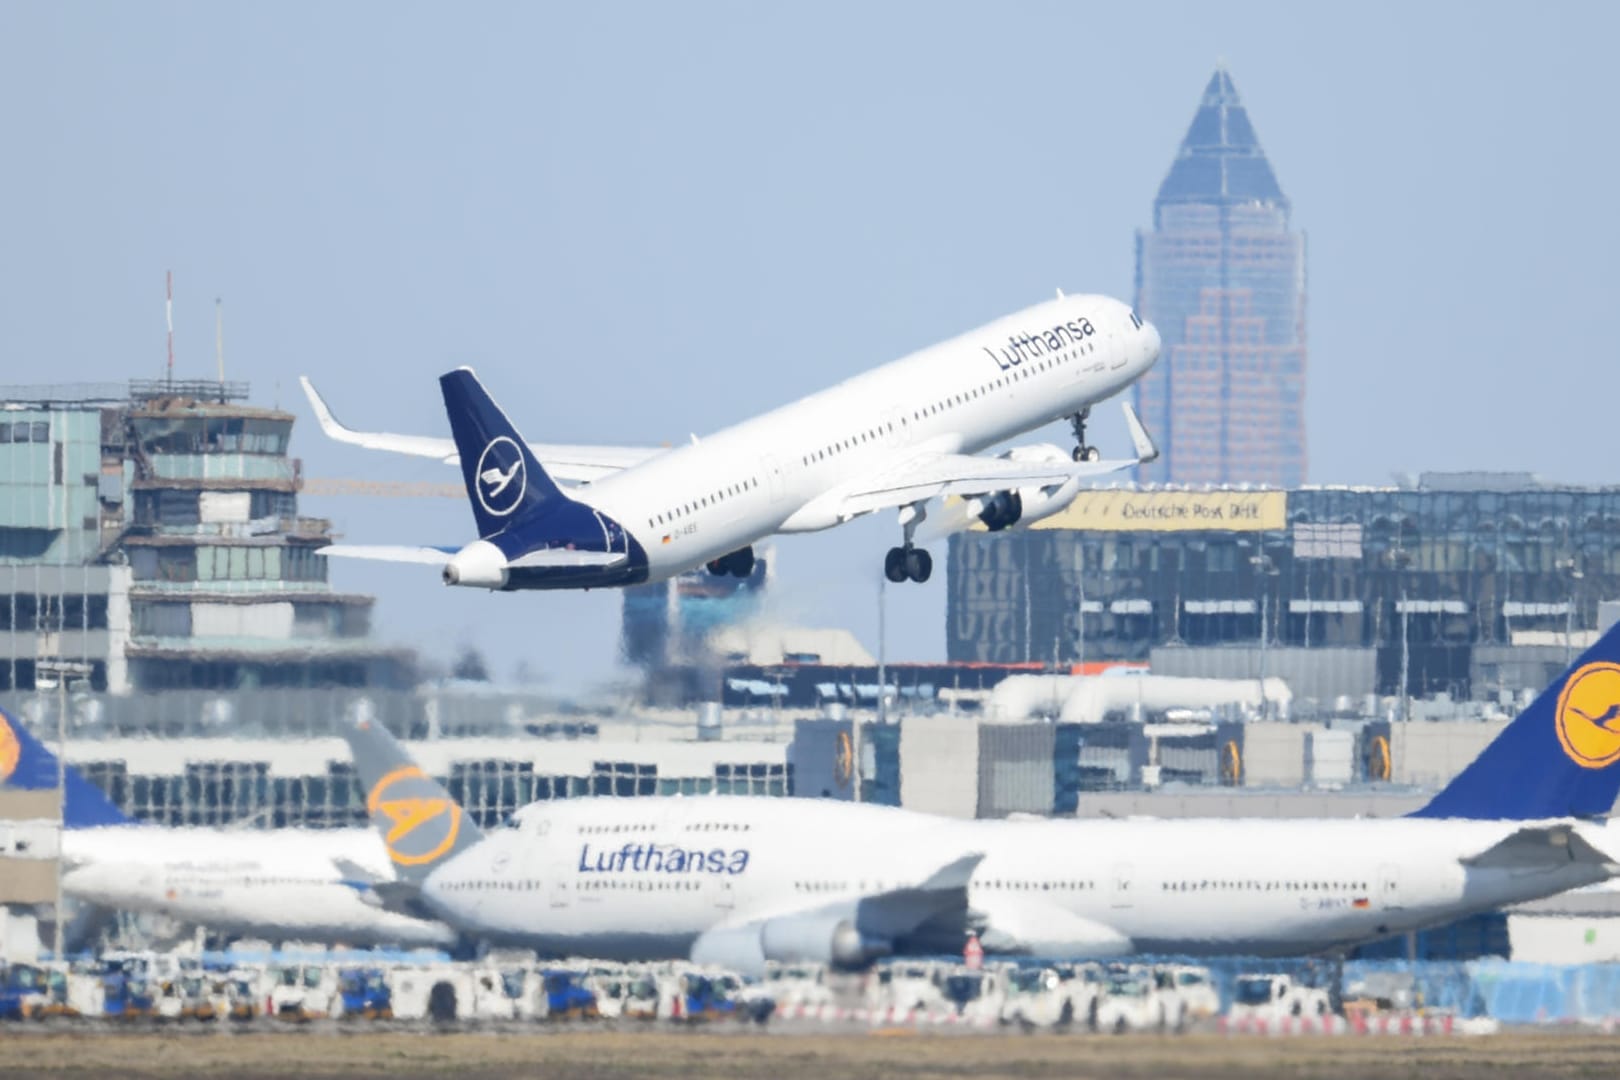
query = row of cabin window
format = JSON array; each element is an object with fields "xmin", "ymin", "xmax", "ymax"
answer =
[
  {"xmin": 797, "ymin": 342, "xmax": 1089, "ymax": 469},
  {"xmin": 1160, "ymin": 880, "xmax": 1372, "ymax": 893},
  {"xmin": 650, "ymin": 477, "xmax": 760, "ymax": 528},
  {"xmin": 802, "ymin": 422, "xmax": 894, "ymax": 466},
  {"xmin": 577, "ymin": 821, "xmax": 752, "ymax": 834}
]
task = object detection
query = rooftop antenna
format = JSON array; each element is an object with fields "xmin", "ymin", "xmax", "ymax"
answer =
[
  {"xmin": 165, "ymin": 270, "xmax": 175, "ymax": 386},
  {"xmin": 215, "ymin": 296, "xmax": 225, "ymax": 394}
]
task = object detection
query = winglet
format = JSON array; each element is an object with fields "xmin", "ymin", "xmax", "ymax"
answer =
[
  {"xmin": 299, "ymin": 376, "xmax": 460, "ymax": 463},
  {"xmin": 1122, "ymin": 402, "xmax": 1159, "ymax": 464},
  {"xmin": 299, "ymin": 376, "xmax": 348, "ymax": 443}
]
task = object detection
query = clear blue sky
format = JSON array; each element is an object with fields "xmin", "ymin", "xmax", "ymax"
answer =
[{"xmin": 3, "ymin": 2, "xmax": 1616, "ymax": 692}]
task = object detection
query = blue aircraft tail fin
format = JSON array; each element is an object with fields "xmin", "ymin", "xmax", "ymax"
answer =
[
  {"xmin": 1410, "ymin": 621, "xmax": 1620, "ymax": 820},
  {"xmin": 0, "ymin": 707, "xmax": 132, "ymax": 828},
  {"xmin": 439, "ymin": 367, "xmax": 569, "ymax": 539}
]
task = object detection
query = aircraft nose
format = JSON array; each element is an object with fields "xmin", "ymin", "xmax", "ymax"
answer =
[{"xmin": 1141, "ymin": 320, "xmax": 1161, "ymax": 370}]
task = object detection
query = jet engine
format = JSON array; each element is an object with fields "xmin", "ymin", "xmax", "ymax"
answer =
[
  {"xmin": 690, "ymin": 911, "xmax": 891, "ymax": 975},
  {"xmin": 969, "ymin": 444, "xmax": 1085, "ymax": 532}
]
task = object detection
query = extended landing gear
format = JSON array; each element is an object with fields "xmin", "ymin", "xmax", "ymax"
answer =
[
  {"xmin": 706, "ymin": 546, "xmax": 756, "ymax": 578},
  {"xmin": 1069, "ymin": 407, "xmax": 1099, "ymax": 462},
  {"xmin": 884, "ymin": 502, "xmax": 933, "ymax": 583},
  {"xmin": 884, "ymin": 545, "xmax": 932, "ymax": 584}
]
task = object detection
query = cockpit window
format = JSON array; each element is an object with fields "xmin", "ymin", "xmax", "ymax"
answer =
[{"xmin": 1128, "ymin": 310, "xmax": 1143, "ymax": 330}]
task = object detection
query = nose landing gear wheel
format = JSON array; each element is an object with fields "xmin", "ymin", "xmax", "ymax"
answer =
[
  {"xmin": 884, "ymin": 547, "xmax": 909, "ymax": 583},
  {"xmin": 1069, "ymin": 407, "xmax": 1098, "ymax": 462}
]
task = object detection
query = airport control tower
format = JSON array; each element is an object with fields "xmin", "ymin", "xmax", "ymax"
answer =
[{"xmin": 1134, "ymin": 67, "xmax": 1307, "ymax": 487}]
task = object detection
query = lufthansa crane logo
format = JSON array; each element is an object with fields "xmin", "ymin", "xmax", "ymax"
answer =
[
  {"xmin": 475, "ymin": 436, "xmax": 527, "ymax": 518},
  {"xmin": 366, "ymin": 765, "xmax": 462, "ymax": 867},
  {"xmin": 0, "ymin": 714, "xmax": 19, "ymax": 784},
  {"xmin": 1554, "ymin": 661, "xmax": 1620, "ymax": 769}
]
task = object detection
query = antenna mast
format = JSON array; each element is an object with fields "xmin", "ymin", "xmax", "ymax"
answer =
[
  {"xmin": 215, "ymin": 296, "xmax": 225, "ymax": 389},
  {"xmin": 165, "ymin": 270, "xmax": 174, "ymax": 386}
]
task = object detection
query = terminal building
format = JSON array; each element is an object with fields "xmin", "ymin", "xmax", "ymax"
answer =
[{"xmin": 947, "ymin": 474, "xmax": 1620, "ymax": 704}]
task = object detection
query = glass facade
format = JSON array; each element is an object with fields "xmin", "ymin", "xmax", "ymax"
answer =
[
  {"xmin": 948, "ymin": 478, "xmax": 1620, "ymax": 699},
  {"xmin": 1134, "ymin": 68, "xmax": 1307, "ymax": 487}
]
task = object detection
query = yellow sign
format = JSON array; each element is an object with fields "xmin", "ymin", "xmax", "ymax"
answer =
[
  {"xmin": 366, "ymin": 765, "xmax": 462, "ymax": 867},
  {"xmin": 0, "ymin": 714, "xmax": 18, "ymax": 783},
  {"xmin": 1554, "ymin": 662, "xmax": 1620, "ymax": 769},
  {"xmin": 835, "ymin": 731, "xmax": 854, "ymax": 789},
  {"xmin": 1032, "ymin": 490, "xmax": 1287, "ymax": 532}
]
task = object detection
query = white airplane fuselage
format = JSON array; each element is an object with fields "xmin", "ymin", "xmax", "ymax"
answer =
[
  {"xmin": 446, "ymin": 294, "xmax": 1159, "ymax": 588},
  {"xmin": 60, "ymin": 826, "xmax": 456, "ymax": 948},
  {"xmin": 416, "ymin": 796, "xmax": 1608, "ymax": 961}
]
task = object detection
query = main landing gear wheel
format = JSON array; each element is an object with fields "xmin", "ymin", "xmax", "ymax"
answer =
[
  {"xmin": 885, "ymin": 546, "xmax": 932, "ymax": 583},
  {"xmin": 1069, "ymin": 407, "xmax": 1099, "ymax": 462}
]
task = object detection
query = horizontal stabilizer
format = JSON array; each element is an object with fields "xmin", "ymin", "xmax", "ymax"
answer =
[
  {"xmin": 1462, "ymin": 825, "xmax": 1618, "ymax": 873},
  {"xmin": 505, "ymin": 548, "xmax": 629, "ymax": 570},
  {"xmin": 318, "ymin": 544, "xmax": 457, "ymax": 566}
]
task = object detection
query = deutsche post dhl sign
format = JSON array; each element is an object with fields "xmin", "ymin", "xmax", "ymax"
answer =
[{"xmin": 1031, "ymin": 490, "xmax": 1288, "ymax": 532}]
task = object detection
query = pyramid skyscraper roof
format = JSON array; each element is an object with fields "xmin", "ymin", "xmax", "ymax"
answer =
[{"xmin": 1155, "ymin": 67, "xmax": 1288, "ymax": 211}]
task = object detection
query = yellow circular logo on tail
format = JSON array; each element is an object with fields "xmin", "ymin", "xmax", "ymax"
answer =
[
  {"xmin": 0, "ymin": 715, "xmax": 19, "ymax": 783},
  {"xmin": 1555, "ymin": 662, "xmax": 1620, "ymax": 769},
  {"xmin": 366, "ymin": 765, "xmax": 461, "ymax": 867}
]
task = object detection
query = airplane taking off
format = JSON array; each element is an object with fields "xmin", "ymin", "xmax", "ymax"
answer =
[
  {"xmin": 0, "ymin": 713, "xmax": 455, "ymax": 950},
  {"xmin": 301, "ymin": 293, "xmax": 1161, "ymax": 589},
  {"xmin": 344, "ymin": 625, "xmax": 1620, "ymax": 974}
]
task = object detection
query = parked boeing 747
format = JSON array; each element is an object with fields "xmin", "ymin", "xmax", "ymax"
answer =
[
  {"xmin": 343, "ymin": 624, "xmax": 1620, "ymax": 973},
  {"xmin": 301, "ymin": 293, "xmax": 1160, "ymax": 588}
]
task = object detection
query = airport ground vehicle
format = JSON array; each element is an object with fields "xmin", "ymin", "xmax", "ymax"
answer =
[
  {"xmin": 0, "ymin": 963, "xmax": 58, "ymax": 1020},
  {"xmin": 1227, "ymin": 973, "xmax": 1333, "ymax": 1024},
  {"xmin": 267, "ymin": 963, "xmax": 341, "ymax": 1021},
  {"xmin": 999, "ymin": 964, "xmax": 1100, "ymax": 1029},
  {"xmin": 539, "ymin": 969, "xmax": 599, "ymax": 1020},
  {"xmin": 1161, "ymin": 964, "xmax": 1220, "ymax": 1021},
  {"xmin": 1094, "ymin": 968, "xmax": 1170, "ymax": 1033},
  {"xmin": 337, "ymin": 967, "xmax": 393, "ymax": 1020}
]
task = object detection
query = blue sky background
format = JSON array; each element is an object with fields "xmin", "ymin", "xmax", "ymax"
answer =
[{"xmin": 2, "ymin": 2, "xmax": 1616, "ymax": 692}]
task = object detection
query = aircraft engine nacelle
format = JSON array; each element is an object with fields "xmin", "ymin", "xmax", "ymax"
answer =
[
  {"xmin": 690, "ymin": 911, "xmax": 891, "ymax": 975},
  {"xmin": 760, "ymin": 913, "xmax": 889, "ymax": 970},
  {"xmin": 971, "ymin": 444, "xmax": 1085, "ymax": 532},
  {"xmin": 976, "ymin": 491, "xmax": 1023, "ymax": 532},
  {"xmin": 442, "ymin": 540, "xmax": 509, "ymax": 589}
]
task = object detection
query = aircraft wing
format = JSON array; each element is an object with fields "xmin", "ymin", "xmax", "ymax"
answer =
[
  {"xmin": 834, "ymin": 401, "xmax": 1158, "ymax": 520},
  {"xmin": 300, "ymin": 376, "xmax": 664, "ymax": 483},
  {"xmin": 1462, "ymin": 825, "xmax": 1620, "ymax": 873},
  {"xmin": 689, "ymin": 853, "xmax": 984, "ymax": 976}
]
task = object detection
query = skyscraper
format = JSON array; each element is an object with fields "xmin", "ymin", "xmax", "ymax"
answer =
[{"xmin": 1134, "ymin": 67, "xmax": 1306, "ymax": 487}]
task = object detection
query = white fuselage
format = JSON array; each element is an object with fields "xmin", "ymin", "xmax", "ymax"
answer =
[
  {"xmin": 417, "ymin": 797, "xmax": 1610, "ymax": 961},
  {"xmin": 578, "ymin": 294, "xmax": 1158, "ymax": 582},
  {"xmin": 60, "ymin": 826, "xmax": 456, "ymax": 948}
]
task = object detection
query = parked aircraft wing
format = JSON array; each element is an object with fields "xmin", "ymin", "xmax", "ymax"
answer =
[
  {"xmin": 1461, "ymin": 825, "xmax": 1620, "ymax": 874},
  {"xmin": 689, "ymin": 853, "xmax": 985, "ymax": 977},
  {"xmin": 300, "ymin": 375, "xmax": 664, "ymax": 483}
]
